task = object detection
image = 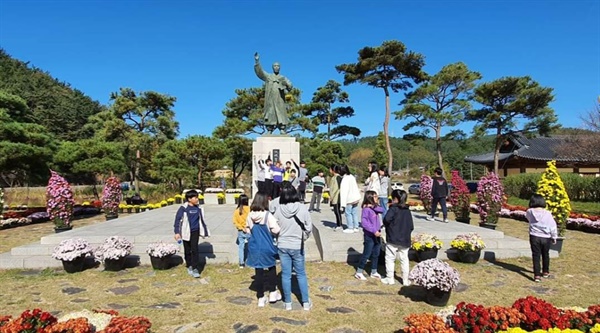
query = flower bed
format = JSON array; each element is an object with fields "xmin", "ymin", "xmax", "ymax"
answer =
[
  {"xmin": 0, "ymin": 308, "xmax": 151, "ymax": 332},
  {"xmin": 470, "ymin": 203, "xmax": 600, "ymax": 234},
  {"xmin": 398, "ymin": 296, "xmax": 600, "ymax": 333}
]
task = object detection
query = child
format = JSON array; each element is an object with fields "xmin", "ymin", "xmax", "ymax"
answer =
[
  {"xmin": 309, "ymin": 170, "xmax": 326, "ymax": 213},
  {"xmin": 526, "ymin": 194, "xmax": 558, "ymax": 282},
  {"xmin": 232, "ymin": 194, "xmax": 250, "ymax": 268},
  {"xmin": 245, "ymin": 193, "xmax": 282, "ymax": 307},
  {"xmin": 270, "ymin": 161, "xmax": 285, "ymax": 199},
  {"xmin": 427, "ymin": 167, "xmax": 449, "ymax": 223},
  {"xmin": 381, "ymin": 190, "xmax": 414, "ymax": 286},
  {"xmin": 174, "ymin": 190, "xmax": 210, "ymax": 278},
  {"xmin": 354, "ymin": 190, "xmax": 384, "ymax": 280}
]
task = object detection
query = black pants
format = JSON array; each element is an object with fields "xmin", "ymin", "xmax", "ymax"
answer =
[
  {"xmin": 298, "ymin": 181, "xmax": 306, "ymax": 201},
  {"xmin": 272, "ymin": 181, "xmax": 282, "ymax": 199},
  {"xmin": 431, "ymin": 197, "xmax": 448, "ymax": 219},
  {"xmin": 530, "ymin": 235, "xmax": 551, "ymax": 277},
  {"xmin": 255, "ymin": 266, "xmax": 277, "ymax": 298},
  {"xmin": 264, "ymin": 179, "xmax": 274, "ymax": 199},
  {"xmin": 183, "ymin": 230, "xmax": 199, "ymax": 269},
  {"xmin": 332, "ymin": 202, "xmax": 342, "ymax": 227},
  {"xmin": 256, "ymin": 180, "xmax": 266, "ymax": 194}
]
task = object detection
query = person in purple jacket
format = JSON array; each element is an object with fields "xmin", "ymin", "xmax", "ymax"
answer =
[
  {"xmin": 354, "ymin": 190, "xmax": 384, "ymax": 280},
  {"xmin": 526, "ymin": 194, "xmax": 558, "ymax": 282}
]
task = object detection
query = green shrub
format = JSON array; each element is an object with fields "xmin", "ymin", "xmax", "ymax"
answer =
[
  {"xmin": 504, "ymin": 172, "xmax": 599, "ymax": 202},
  {"xmin": 502, "ymin": 174, "xmax": 540, "ymax": 199}
]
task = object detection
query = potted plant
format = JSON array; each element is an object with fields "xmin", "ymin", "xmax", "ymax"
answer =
[
  {"xmin": 411, "ymin": 233, "xmax": 443, "ymax": 262},
  {"xmin": 46, "ymin": 170, "xmax": 76, "ymax": 233},
  {"xmin": 420, "ymin": 174, "xmax": 433, "ymax": 214},
  {"xmin": 174, "ymin": 194, "xmax": 183, "ymax": 204},
  {"xmin": 140, "ymin": 205, "xmax": 147, "ymax": 212},
  {"xmin": 217, "ymin": 193, "xmax": 225, "ymax": 204},
  {"xmin": 160, "ymin": 200, "xmax": 168, "ymax": 207},
  {"xmin": 147, "ymin": 203, "xmax": 155, "ymax": 210},
  {"xmin": 233, "ymin": 193, "xmax": 241, "ymax": 205},
  {"xmin": 94, "ymin": 236, "xmax": 133, "ymax": 271},
  {"xmin": 198, "ymin": 194, "xmax": 205, "ymax": 205},
  {"xmin": 167, "ymin": 198, "xmax": 175, "ymax": 205},
  {"xmin": 450, "ymin": 170, "xmax": 471, "ymax": 223},
  {"xmin": 450, "ymin": 232, "xmax": 486, "ymax": 263},
  {"xmin": 52, "ymin": 238, "xmax": 93, "ymax": 273},
  {"xmin": 408, "ymin": 258, "xmax": 460, "ymax": 307},
  {"xmin": 537, "ymin": 160, "xmax": 570, "ymax": 252},
  {"xmin": 102, "ymin": 176, "xmax": 122, "ymax": 221},
  {"xmin": 476, "ymin": 172, "xmax": 504, "ymax": 229},
  {"xmin": 134, "ymin": 205, "xmax": 140, "ymax": 213},
  {"xmin": 146, "ymin": 241, "xmax": 178, "ymax": 270}
]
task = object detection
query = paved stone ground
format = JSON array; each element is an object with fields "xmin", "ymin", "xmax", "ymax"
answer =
[{"xmin": 0, "ymin": 200, "xmax": 554, "ymax": 269}]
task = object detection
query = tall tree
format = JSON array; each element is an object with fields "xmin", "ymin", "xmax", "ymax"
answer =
[
  {"xmin": 214, "ymin": 87, "xmax": 316, "ymax": 138},
  {"xmin": 396, "ymin": 62, "xmax": 481, "ymax": 172},
  {"xmin": 108, "ymin": 88, "xmax": 179, "ymax": 191},
  {"xmin": 304, "ymin": 80, "xmax": 360, "ymax": 140},
  {"xmin": 336, "ymin": 40, "xmax": 427, "ymax": 174},
  {"xmin": 0, "ymin": 92, "xmax": 55, "ymax": 186},
  {"xmin": 151, "ymin": 139, "xmax": 193, "ymax": 191},
  {"xmin": 183, "ymin": 135, "xmax": 226, "ymax": 188},
  {"xmin": 224, "ymin": 136, "xmax": 252, "ymax": 188},
  {"xmin": 468, "ymin": 76, "xmax": 557, "ymax": 174}
]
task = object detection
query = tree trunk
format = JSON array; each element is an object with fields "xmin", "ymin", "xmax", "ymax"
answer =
[
  {"xmin": 383, "ymin": 88, "xmax": 393, "ymax": 175},
  {"xmin": 327, "ymin": 113, "xmax": 331, "ymax": 142},
  {"xmin": 197, "ymin": 166, "xmax": 203, "ymax": 188},
  {"xmin": 435, "ymin": 125, "xmax": 443, "ymax": 174},
  {"xmin": 134, "ymin": 149, "xmax": 141, "ymax": 195},
  {"xmin": 493, "ymin": 130, "xmax": 502, "ymax": 175}
]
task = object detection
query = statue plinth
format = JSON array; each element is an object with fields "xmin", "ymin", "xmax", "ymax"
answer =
[{"xmin": 252, "ymin": 135, "xmax": 300, "ymax": 198}]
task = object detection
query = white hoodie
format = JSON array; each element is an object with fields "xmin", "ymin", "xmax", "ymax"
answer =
[
  {"xmin": 245, "ymin": 210, "xmax": 280, "ymax": 234},
  {"xmin": 340, "ymin": 174, "xmax": 362, "ymax": 206}
]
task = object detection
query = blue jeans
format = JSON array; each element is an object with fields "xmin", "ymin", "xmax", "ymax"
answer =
[
  {"xmin": 345, "ymin": 203, "xmax": 359, "ymax": 229},
  {"xmin": 431, "ymin": 197, "xmax": 448, "ymax": 219},
  {"xmin": 357, "ymin": 233, "xmax": 381, "ymax": 274},
  {"xmin": 237, "ymin": 231, "xmax": 250, "ymax": 265},
  {"xmin": 379, "ymin": 197, "xmax": 388, "ymax": 217},
  {"xmin": 279, "ymin": 248, "xmax": 309, "ymax": 304}
]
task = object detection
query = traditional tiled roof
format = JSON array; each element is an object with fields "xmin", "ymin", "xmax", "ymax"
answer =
[{"xmin": 464, "ymin": 134, "xmax": 585, "ymax": 164}]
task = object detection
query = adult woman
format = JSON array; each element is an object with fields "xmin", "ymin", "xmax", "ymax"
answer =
[
  {"xmin": 274, "ymin": 184, "xmax": 313, "ymax": 310},
  {"xmin": 328, "ymin": 164, "xmax": 343, "ymax": 231},
  {"xmin": 365, "ymin": 162, "xmax": 381, "ymax": 196},
  {"xmin": 339, "ymin": 165, "xmax": 362, "ymax": 233}
]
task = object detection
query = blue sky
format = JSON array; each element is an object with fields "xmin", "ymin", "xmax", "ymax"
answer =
[{"xmin": 0, "ymin": 0, "xmax": 598, "ymax": 139}]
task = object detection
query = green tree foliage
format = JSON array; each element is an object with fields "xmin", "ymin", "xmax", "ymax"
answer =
[
  {"xmin": 468, "ymin": 76, "xmax": 558, "ymax": 174},
  {"xmin": 303, "ymin": 80, "xmax": 361, "ymax": 140},
  {"xmin": 53, "ymin": 139, "xmax": 127, "ymax": 180},
  {"xmin": 0, "ymin": 49, "xmax": 103, "ymax": 141},
  {"xmin": 224, "ymin": 136, "xmax": 252, "ymax": 188},
  {"xmin": 183, "ymin": 135, "xmax": 226, "ymax": 188},
  {"xmin": 107, "ymin": 88, "xmax": 179, "ymax": 190},
  {"xmin": 336, "ymin": 40, "xmax": 427, "ymax": 174},
  {"xmin": 371, "ymin": 132, "xmax": 387, "ymax": 168},
  {"xmin": 396, "ymin": 62, "xmax": 481, "ymax": 172},
  {"xmin": 299, "ymin": 138, "xmax": 345, "ymax": 177},
  {"xmin": 0, "ymin": 91, "xmax": 55, "ymax": 186},
  {"xmin": 214, "ymin": 86, "xmax": 315, "ymax": 138},
  {"xmin": 151, "ymin": 139, "xmax": 193, "ymax": 191}
]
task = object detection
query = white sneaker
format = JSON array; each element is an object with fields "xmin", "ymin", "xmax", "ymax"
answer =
[
  {"xmin": 403, "ymin": 281, "xmax": 411, "ymax": 287},
  {"xmin": 303, "ymin": 300, "xmax": 313, "ymax": 311},
  {"xmin": 334, "ymin": 226, "xmax": 342, "ymax": 231},
  {"xmin": 354, "ymin": 272, "xmax": 367, "ymax": 280},
  {"xmin": 257, "ymin": 296, "xmax": 267, "ymax": 307},
  {"xmin": 343, "ymin": 229, "xmax": 354, "ymax": 234},
  {"xmin": 269, "ymin": 290, "xmax": 282, "ymax": 303},
  {"xmin": 381, "ymin": 277, "xmax": 396, "ymax": 285},
  {"xmin": 354, "ymin": 228, "xmax": 360, "ymax": 233},
  {"xmin": 443, "ymin": 219, "xmax": 449, "ymax": 223},
  {"xmin": 371, "ymin": 272, "xmax": 382, "ymax": 279},
  {"xmin": 283, "ymin": 302, "xmax": 292, "ymax": 311},
  {"xmin": 426, "ymin": 217, "xmax": 434, "ymax": 221}
]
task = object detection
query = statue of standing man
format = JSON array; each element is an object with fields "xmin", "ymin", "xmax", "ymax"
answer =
[{"xmin": 254, "ymin": 52, "xmax": 292, "ymax": 134}]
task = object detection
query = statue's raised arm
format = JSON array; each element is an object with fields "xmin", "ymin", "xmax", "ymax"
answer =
[{"xmin": 254, "ymin": 52, "xmax": 267, "ymax": 81}]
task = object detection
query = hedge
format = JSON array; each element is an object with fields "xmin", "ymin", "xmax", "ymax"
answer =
[{"xmin": 503, "ymin": 173, "xmax": 600, "ymax": 202}]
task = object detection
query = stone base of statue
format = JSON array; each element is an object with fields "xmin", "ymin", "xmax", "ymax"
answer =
[{"xmin": 252, "ymin": 135, "xmax": 300, "ymax": 198}]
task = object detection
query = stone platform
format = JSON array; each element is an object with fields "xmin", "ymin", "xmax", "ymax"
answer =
[{"xmin": 0, "ymin": 203, "xmax": 556, "ymax": 269}]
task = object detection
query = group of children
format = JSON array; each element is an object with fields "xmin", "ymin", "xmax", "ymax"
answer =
[
  {"xmin": 173, "ymin": 170, "xmax": 559, "ymax": 309},
  {"xmin": 254, "ymin": 156, "xmax": 309, "ymax": 201}
]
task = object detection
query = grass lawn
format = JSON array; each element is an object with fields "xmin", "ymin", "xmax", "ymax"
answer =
[{"xmin": 1, "ymin": 214, "xmax": 599, "ymax": 332}]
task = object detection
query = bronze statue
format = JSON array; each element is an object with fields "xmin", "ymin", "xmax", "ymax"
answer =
[{"xmin": 254, "ymin": 52, "xmax": 292, "ymax": 134}]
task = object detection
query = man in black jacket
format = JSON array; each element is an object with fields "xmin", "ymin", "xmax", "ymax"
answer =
[{"xmin": 427, "ymin": 168, "xmax": 449, "ymax": 223}]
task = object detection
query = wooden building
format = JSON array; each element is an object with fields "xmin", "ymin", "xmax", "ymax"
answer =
[{"xmin": 464, "ymin": 134, "xmax": 600, "ymax": 177}]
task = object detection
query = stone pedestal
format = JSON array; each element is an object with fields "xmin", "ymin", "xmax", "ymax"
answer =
[{"xmin": 252, "ymin": 135, "xmax": 300, "ymax": 198}]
